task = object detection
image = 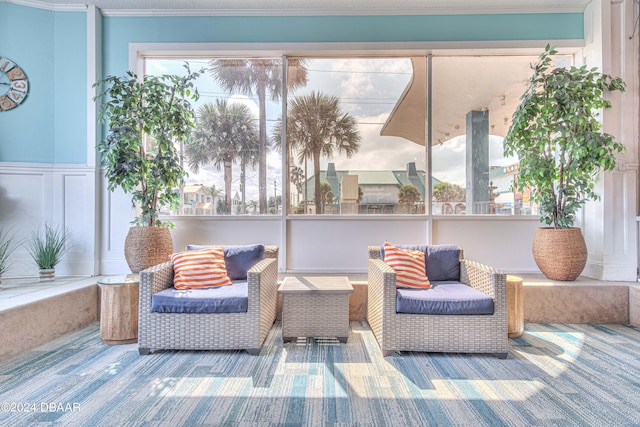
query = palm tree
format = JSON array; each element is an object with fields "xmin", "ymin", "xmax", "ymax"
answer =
[
  {"xmin": 237, "ymin": 133, "xmax": 259, "ymax": 214},
  {"xmin": 208, "ymin": 184, "xmax": 223, "ymax": 215},
  {"xmin": 248, "ymin": 200, "xmax": 258, "ymax": 215},
  {"xmin": 290, "ymin": 165, "xmax": 304, "ymax": 209},
  {"xmin": 209, "ymin": 58, "xmax": 308, "ymax": 214},
  {"xmin": 320, "ymin": 182, "xmax": 335, "ymax": 214},
  {"xmin": 285, "ymin": 91, "xmax": 361, "ymax": 214},
  {"xmin": 185, "ymin": 100, "xmax": 258, "ymax": 214}
]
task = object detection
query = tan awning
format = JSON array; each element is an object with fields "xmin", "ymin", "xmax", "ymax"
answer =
[
  {"xmin": 381, "ymin": 56, "xmax": 534, "ymax": 146},
  {"xmin": 380, "ymin": 58, "xmax": 426, "ymax": 145}
]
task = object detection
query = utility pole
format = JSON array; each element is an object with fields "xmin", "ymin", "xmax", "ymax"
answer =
[{"xmin": 274, "ymin": 179, "xmax": 278, "ymax": 214}]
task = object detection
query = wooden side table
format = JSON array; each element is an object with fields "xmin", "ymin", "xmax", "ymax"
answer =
[
  {"xmin": 506, "ymin": 275, "xmax": 524, "ymax": 338},
  {"xmin": 278, "ymin": 276, "xmax": 353, "ymax": 343},
  {"xmin": 98, "ymin": 274, "xmax": 139, "ymax": 345}
]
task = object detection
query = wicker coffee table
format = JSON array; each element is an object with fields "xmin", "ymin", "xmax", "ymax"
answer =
[{"xmin": 278, "ymin": 276, "xmax": 353, "ymax": 343}]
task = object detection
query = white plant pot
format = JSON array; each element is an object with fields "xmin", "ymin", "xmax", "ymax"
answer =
[{"xmin": 39, "ymin": 268, "xmax": 55, "ymax": 282}]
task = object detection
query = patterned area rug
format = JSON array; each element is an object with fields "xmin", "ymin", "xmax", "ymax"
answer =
[{"xmin": 0, "ymin": 321, "xmax": 639, "ymax": 426}]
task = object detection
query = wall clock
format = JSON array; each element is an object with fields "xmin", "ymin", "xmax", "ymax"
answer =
[{"xmin": 0, "ymin": 56, "xmax": 29, "ymax": 111}]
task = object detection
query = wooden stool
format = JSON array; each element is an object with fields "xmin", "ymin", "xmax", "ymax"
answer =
[
  {"xmin": 98, "ymin": 274, "xmax": 140, "ymax": 345},
  {"xmin": 506, "ymin": 275, "xmax": 524, "ymax": 338}
]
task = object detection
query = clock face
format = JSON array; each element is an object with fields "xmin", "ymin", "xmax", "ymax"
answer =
[{"xmin": 0, "ymin": 56, "xmax": 29, "ymax": 111}]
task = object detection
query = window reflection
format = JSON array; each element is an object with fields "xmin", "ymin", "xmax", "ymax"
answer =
[{"xmin": 143, "ymin": 52, "xmax": 570, "ymax": 217}]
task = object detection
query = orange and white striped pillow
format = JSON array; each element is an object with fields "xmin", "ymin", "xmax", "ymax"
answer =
[
  {"xmin": 170, "ymin": 247, "xmax": 232, "ymax": 289},
  {"xmin": 383, "ymin": 242, "xmax": 432, "ymax": 289}
]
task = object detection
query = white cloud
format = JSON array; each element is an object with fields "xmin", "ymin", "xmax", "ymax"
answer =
[{"xmin": 228, "ymin": 94, "xmax": 260, "ymax": 118}]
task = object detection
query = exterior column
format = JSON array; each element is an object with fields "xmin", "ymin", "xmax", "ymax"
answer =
[{"xmin": 465, "ymin": 110, "xmax": 490, "ymax": 214}]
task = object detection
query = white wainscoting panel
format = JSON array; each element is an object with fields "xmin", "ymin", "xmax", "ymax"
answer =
[
  {"xmin": 0, "ymin": 163, "xmax": 96, "ymax": 278},
  {"xmin": 99, "ymin": 173, "xmax": 136, "ymax": 275},
  {"xmin": 286, "ymin": 217, "xmax": 429, "ymax": 273},
  {"xmin": 432, "ymin": 217, "xmax": 541, "ymax": 274}
]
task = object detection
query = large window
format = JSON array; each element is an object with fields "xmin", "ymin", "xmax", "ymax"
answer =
[
  {"xmin": 283, "ymin": 57, "xmax": 425, "ymax": 215},
  {"xmin": 145, "ymin": 51, "xmax": 572, "ymax": 217},
  {"xmin": 146, "ymin": 58, "xmax": 283, "ymax": 216},
  {"xmin": 431, "ymin": 54, "xmax": 571, "ymax": 216}
]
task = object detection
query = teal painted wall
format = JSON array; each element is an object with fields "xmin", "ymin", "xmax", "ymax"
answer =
[
  {"xmin": 0, "ymin": 3, "xmax": 86, "ymax": 164},
  {"xmin": 54, "ymin": 11, "xmax": 87, "ymax": 164},
  {"xmin": 1, "ymin": 5, "xmax": 583, "ymax": 164},
  {"xmin": 0, "ymin": 4, "xmax": 55, "ymax": 163},
  {"xmin": 103, "ymin": 13, "xmax": 583, "ymax": 75}
]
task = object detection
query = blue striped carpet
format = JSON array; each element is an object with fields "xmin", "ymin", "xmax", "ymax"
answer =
[{"xmin": 0, "ymin": 321, "xmax": 639, "ymax": 426}]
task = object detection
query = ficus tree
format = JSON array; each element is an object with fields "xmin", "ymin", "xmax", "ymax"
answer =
[
  {"xmin": 504, "ymin": 45, "xmax": 625, "ymax": 229},
  {"xmin": 95, "ymin": 64, "xmax": 202, "ymax": 227}
]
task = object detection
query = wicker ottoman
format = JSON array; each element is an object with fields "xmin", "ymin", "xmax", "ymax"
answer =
[{"xmin": 279, "ymin": 276, "xmax": 353, "ymax": 343}]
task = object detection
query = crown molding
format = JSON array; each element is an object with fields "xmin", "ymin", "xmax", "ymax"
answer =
[
  {"xmin": 3, "ymin": 0, "xmax": 86, "ymax": 11},
  {"xmin": 100, "ymin": 7, "xmax": 587, "ymax": 17},
  {"xmin": 2, "ymin": 0, "xmax": 587, "ymax": 17}
]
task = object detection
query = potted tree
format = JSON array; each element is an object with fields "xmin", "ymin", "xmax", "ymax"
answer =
[
  {"xmin": 504, "ymin": 45, "xmax": 625, "ymax": 280},
  {"xmin": 95, "ymin": 65, "xmax": 202, "ymax": 273}
]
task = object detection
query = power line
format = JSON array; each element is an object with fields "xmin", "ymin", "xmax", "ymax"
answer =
[{"xmin": 305, "ymin": 67, "xmax": 411, "ymax": 75}]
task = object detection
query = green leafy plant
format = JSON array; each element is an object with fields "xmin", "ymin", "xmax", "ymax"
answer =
[
  {"xmin": 504, "ymin": 45, "xmax": 626, "ymax": 229},
  {"xmin": 397, "ymin": 185, "xmax": 422, "ymax": 214},
  {"xmin": 95, "ymin": 64, "xmax": 202, "ymax": 227},
  {"xmin": 0, "ymin": 228, "xmax": 20, "ymax": 277},
  {"xmin": 26, "ymin": 224, "xmax": 70, "ymax": 270}
]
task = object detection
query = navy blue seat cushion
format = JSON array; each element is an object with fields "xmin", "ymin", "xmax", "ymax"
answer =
[
  {"xmin": 396, "ymin": 281, "xmax": 494, "ymax": 315},
  {"xmin": 151, "ymin": 280, "xmax": 248, "ymax": 313},
  {"xmin": 380, "ymin": 244, "xmax": 461, "ymax": 281},
  {"xmin": 186, "ymin": 244, "xmax": 265, "ymax": 280}
]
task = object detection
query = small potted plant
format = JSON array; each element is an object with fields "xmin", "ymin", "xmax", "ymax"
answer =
[
  {"xmin": 26, "ymin": 223, "xmax": 71, "ymax": 281},
  {"xmin": 0, "ymin": 228, "xmax": 19, "ymax": 288},
  {"xmin": 504, "ymin": 45, "xmax": 625, "ymax": 280},
  {"xmin": 95, "ymin": 64, "xmax": 202, "ymax": 273}
]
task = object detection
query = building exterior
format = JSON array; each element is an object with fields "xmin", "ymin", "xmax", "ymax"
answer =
[
  {"xmin": 298, "ymin": 162, "xmax": 435, "ymax": 214},
  {"xmin": 181, "ymin": 185, "xmax": 216, "ymax": 216}
]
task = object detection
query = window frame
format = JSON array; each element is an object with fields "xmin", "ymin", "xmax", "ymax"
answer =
[{"xmin": 132, "ymin": 42, "xmax": 578, "ymax": 223}]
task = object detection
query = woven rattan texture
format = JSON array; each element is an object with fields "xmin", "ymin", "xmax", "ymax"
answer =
[
  {"xmin": 532, "ymin": 228, "xmax": 587, "ymax": 281},
  {"xmin": 124, "ymin": 227, "xmax": 174, "ymax": 274},
  {"xmin": 282, "ymin": 293, "xmax": 350, "ymax": 339},
  {"xmin": 367, "ymin": 246, "xmax": 507, "ymax": 356},
  {"xmin": 138, "ymin": 246, "xmax": 279, "ymax": 354}
]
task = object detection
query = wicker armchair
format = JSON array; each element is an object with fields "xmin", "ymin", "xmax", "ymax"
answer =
[
  {"xmin": 138, "ymin": 246, "xmax": 278, "ymax": 356},
  {"xmin": 367, "ymin": 245, "xmax": 508, "ymax": 358}
]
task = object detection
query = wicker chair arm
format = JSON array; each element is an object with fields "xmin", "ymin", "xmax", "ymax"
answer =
[
  {"xmin": 140, "ymin": 261, "xmax": 174, "ymax": 294},
  {"xmin": 460, "ymin": 259, "xmax": 507, "ymax": 317},
  {"xmin": 368, "ymin": 258, "xmax": 397, "ymax": 309},
  {"xmin": 139, "ymin": 261, "xmax": 174, "ymax": 313},
  {"xmin": 368, "ymin": 245, "xmax": 382, "ymax": 260},
  {"xmin": 246, "ymin": 257, "xmax": 278, "ymax": 345},
  {"xmin": 264, "ymin": 245, "xmax": 279, "ymax": 260},
  {"xmin": 247, "ymin": 257, "xmax": 279, "ymax": 303}
]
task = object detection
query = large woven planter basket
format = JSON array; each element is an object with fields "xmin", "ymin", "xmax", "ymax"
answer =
[
  {"xmin": 124, "ymin": 227, "xmax": 174, "ymax": 274},
  {"xmin": 532, "ymin": 227, "xmax": 587, "ymax": 281}
]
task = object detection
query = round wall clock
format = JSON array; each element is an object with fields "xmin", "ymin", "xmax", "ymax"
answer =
[{"xmin": 0, "ymin": 56, "xmax": 29, "ymax": 111}]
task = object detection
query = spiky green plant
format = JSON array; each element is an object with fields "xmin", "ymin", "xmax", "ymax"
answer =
[
  {"xmin": 0, "ymin": 228, "xmax": 20, "ymax": 276},
  {"xmin": 26, "ymin": 224, "xmax": 70, "ymax": 270}
]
